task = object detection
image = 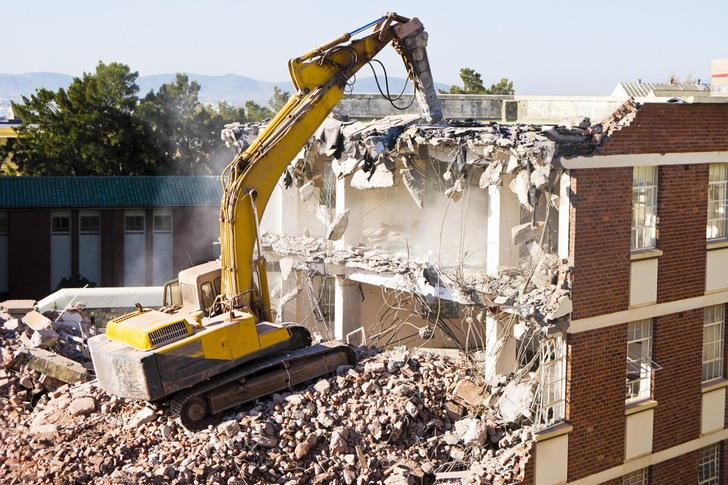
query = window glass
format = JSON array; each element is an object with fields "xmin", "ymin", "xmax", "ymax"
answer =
[
  {"xmin": 626, "ymin": 319, "xmax": 653, "ymax": 404},
  {"xmin": 707, "ymin": 163, "xmax": 727, "ymax": 240},
  {"xmin": 703, "ymin": 305, "xmax": 725, "ymax": 382},
  {"xmin": 698, "ymin": 443, "xmax": 720, "ymax": 485},
  {"xmin": 632, "ymin": 166, "xmax": 657, "ymax": 251},
  {"xmin": 125, "ymin": 215, "xmax": 145, "ymax": 233},
  {"xmin": 0, "ymin": 211, "xmax": 7, "ymax": 235},
  {"xmin": 51, "ymin": 216, "xmax": 70, "ymax": 235},
  {"xmin": 154, "ymin": 214, "xmax": 172, "ymax": 234},
  {"xmin": 80, "ymin": 215, "xmax": 100, "ymax": 234}
]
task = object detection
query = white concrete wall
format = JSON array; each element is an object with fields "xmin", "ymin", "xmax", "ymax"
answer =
[
  {"xmin": 630, "ymin": 258, "xmax": 659, "ymax": 307},
  {"xmin": 625, "ymin": 407, "xmax": 654, "ymax": 459},
  {"xmin": 707, "ymin": 248, "xmax": 728, "ymax": 292},
  {"xmin": 124, "ymin": 210, "xmax": 146, "ymax": 286},
  {"xmin": 152, "ymin": 210, "xmax": 173, "ymax": 286},
  {"xmin": 702, "ymin": 387, "xmax": 726, "ymax": 434},
  {"xmin": 50, "ymin": 210, "xmax": 72, "ymax": 290}
]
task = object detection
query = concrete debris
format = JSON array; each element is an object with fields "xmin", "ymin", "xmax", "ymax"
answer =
[
  {"xmin": 23, "ymin": 310, "xmax": 53, "ymax": 331},
  {"xmin": 0, "ymin": 328, "xmax": 534, "ymax": 484},
  {"xmin": 351, "ymin": 165, "xmax": 395, "ymax": 190},
  {"xmin": 327, "ymin": 209, "xmax": 350, "ymax": 241},
  {"xmin": 400, "ymin": 167, "xmax": 425, "ymax": 208},
  {"xmin": 299, "ymin": 180, "xmax": 315, "ymax": 201}
]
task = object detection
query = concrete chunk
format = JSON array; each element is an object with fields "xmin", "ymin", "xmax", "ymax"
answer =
[
  {"xmin": 29, "ymin": 328, "xmax": 60, "ymax": 349},
  {"xmin": 15, "ymin": 348, "xmax": 90, "ymax": 384},
  {"xmin": 400, "ymin": 168, "xmax": 424, "ymax": 209},
  {"xmin": 23, "ymin": 310, "xmax": 53, "ymax": 331},
  {"xmin": 327, "ymin": 210, "xmax": 349, "ymax": 241}
]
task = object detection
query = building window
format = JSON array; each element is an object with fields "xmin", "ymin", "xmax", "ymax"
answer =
[
  {"xmin": 632, "ymin": 166, "xmax": 657, "ymax": 251},
  {"xmin": 79, "ymin": 215, "xmax": 100, "ymax": 234},
  {"xmin": 51, "ymin": 215, "xmax": 70, "ymax": 235},
  {"xmin": 703, "ymin": 305, "xmax": 725, "ymax": 382},
  {"xmin": 699, "ymin": 443, "xmax": 720, "ymax": 485},
  {"xmin": 125, "ymin": 215, "xmax": 145, "ymax": 234},
  {"xmin": 623, "ymin": 468, "xmax": 648, "ymax": 485},
  {"xmin": 319, "ymin": 160, "xmax": 336, "ymax": 207},
  {"xmin": 0, "ymin": 211, "xmax": 7, "ymax": 235},
  {"xmin": 154, "ymin": 214, "xmax": 172, "ymax": 234},
  {"xmin": 707, "ymin": 163, "xmax": 727, "ymax": 240},
  {"xmin": 535, "ymin": 334, "xmax": 566, "ymax": 430},
  {"xmin": 626, "ymin": 319, "xmax": 653, "ymax": 404}
]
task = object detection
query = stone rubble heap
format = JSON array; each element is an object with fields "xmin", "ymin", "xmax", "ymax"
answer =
[{"xmin": 1, "ymin": 306, "xmax": 534, "ymax": 484}]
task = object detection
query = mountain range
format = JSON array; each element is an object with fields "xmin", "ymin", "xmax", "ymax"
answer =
[{"xmin": 0, "ymin": 72, "xmax": 450, "ymax": 110}]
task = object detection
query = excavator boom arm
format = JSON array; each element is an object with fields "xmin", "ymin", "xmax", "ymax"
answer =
[{"xmin": 219, "ymin": 13, "xmax": 441, "ymax": 317}]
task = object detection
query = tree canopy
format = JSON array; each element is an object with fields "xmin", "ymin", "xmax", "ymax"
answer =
[
  {"xmin": 443, "ymin": 68, "xmax": 515, "ymax": 95},
  {"xmin": 1, "ymin": 62, "xmax": 290, "ymax": 177}
]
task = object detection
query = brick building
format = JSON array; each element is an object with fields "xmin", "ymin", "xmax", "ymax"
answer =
[
  {"xmin": 0, "ymin": 176, "xmax": 222, "ymax": 300},
  {"xmin": 251, "ymin": 98, "xmax": 728, "ymax": 483}
]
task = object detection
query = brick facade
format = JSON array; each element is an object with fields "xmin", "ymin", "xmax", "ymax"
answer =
[
  {"xmin": 565, "ymin": 102, "xmax": 728, "ymax": 483},
  {"xmin": 598, "ymin": 103, "xmax": 728, "ymax": 156},
  {"xmin": 652, "ymin": 310, "xmax": 703, "ymax": 452},
  {"xmin": 656, "ymin": 164, "xmax": 708, "ymax": 303},
  {"xmin": 566, "ymin": 325, "xmax": 627, "ymax": 481},
  {"xmin": 651, "ymin": 451, "xmax": 698, "ymax": 485},
  {"xmin": 569, "ymin": 167, "xmax": 632, "ymax": 320}
]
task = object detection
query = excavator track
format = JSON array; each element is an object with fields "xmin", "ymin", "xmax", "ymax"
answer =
[{"xmin": 171, "ymin": 339, "xmax": 356, "ymax": 428}]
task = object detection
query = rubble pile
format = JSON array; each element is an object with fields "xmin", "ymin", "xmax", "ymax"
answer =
[{"xmin": 1, "ymin": 305, "xmax": 534, "ymax": 484}]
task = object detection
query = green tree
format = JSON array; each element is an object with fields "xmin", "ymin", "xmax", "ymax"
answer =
[
  {"xmin": 7, "ymin": 62, "xmax": 156, "ymax": 175},
  {"xmin": 244, "ymin": 100, "xmax": 274, "ymax": 122},
  {"xmin": 486, "ymin": 78, "xmax": 515, "ymax": 95},
  {"xmin": 216, "ymin": 101, "xmax": 247, "ymax": 124},
  {"xmin": 441, "ymin": 68, "xmax": 515, "ymax": 95},
  {"xmin": 448, "ymin": 68, "xmax": 486, "ymax": 94},
  {"xmin": 138, "ymin": 74, "xmax": 231, "ymax": 175},
  {"xmin": 268, "ymin": 86, "xmax": 291, "ymax": 113}
]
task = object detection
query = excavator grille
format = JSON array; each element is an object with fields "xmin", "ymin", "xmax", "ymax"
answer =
[{"xmin": 149, "ymin": 322, "xmax": 189, "ymax": 347}]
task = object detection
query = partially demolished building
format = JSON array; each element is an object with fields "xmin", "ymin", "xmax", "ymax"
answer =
[{"xmin": 225, "ymin": 97, "xmax": 728, "ymax": 484}]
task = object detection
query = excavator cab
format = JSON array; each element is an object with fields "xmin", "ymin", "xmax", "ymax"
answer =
[{"xmin": 169, "ymin": 260, "xmax": 224, "ymax": 317}]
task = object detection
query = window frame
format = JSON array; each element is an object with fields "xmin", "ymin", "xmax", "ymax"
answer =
[
  {"xmin": 631, "ymin": 166, "xmax": 658, "ymax": 251},
  {"xmin": 535, "ymin": 334, "xmax": 567, "ymax": 431},
  {"xmin": 153, "ymin": 214, "xmax": 173, "ymax": 234},
  {"xmin": 707, "ymin": 163, "xmax": 728, "ymax": 241},
  {"xmin": 703, "ymin": 305, "xmax": 725, "ymax": 383},
  {"xmin": 626, "ymin": 319, "xmax": 653, "ymax": 404},
  {"xmin": 698, "ymin": 443, "xmax": 720, "ymax": 485},
  {"xmin": 51, "ymin": 215, "xmax": 71, "ymax": 235},
  {"xmin": 125, "ymin": 215, "xmax": 145, "ymax": 234},
  {"xmin": 623, "ymin": 468, "xmax": 648, "ymax": 485}
]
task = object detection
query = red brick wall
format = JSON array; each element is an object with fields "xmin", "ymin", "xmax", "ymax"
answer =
[
  {"xmin": 599, "ymin": 103, "xmax": 728, "ymax": 156},
  {"xmin": 652, "ymin": 310, "xmax": 702, "ymax": 452},
  {"xmin": 566, "ymin": 325, "xmax": 627, "ymax": 481},
  {"xmin": 651, "ymin": 451, "xmax": 698, "ymax": 485},
  {"xmin": 656, "ymin": 164, "xmax": 708, "ymax": 303},
  {"xmin": 569, "ymin": 167, "xmax": 632, "ymax": 320},
  {"xmin": 8, "ymin": 209, "xmax": 51, "ymax": 299}
]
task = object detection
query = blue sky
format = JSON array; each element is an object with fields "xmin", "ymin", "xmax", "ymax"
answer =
[{"xmin": 4, "ymin": 0, "xmax": 727, "ymax": 95}]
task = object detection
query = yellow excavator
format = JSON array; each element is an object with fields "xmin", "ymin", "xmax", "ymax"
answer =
[{"xmin": 88, "ymin": 12, "xmax": 442, "ymax": 427}]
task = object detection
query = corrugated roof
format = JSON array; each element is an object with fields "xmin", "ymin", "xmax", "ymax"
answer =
[
  {"xmin": 614, "ymin": 82, "xmax": 711, "ymax": 98},
  {"xmin": 0, "ymin": 176, "xmax": 223, "ymax": 208}
]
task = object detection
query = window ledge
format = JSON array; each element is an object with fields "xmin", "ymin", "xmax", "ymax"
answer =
[
  {"xmin": 535, "ymin": 422, "xmax": 573, "ymax": 442},
  {"xmin": 702, "ymin": 378, "xmax": 728, "ymax": 393},
  {"xmin": 630, "ymin": 249, "xmax": 663, "ymax": 261},
  {"xmin": 625, "ymin": 399, "xmax": 658, "ymax": 416},
  {"xmin": 707, "ymin": 239, "xmax": 728, "ymax": 251}
]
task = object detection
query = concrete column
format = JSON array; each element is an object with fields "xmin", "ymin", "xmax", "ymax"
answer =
[
  {"xmin": 558, "ymin": 172, "xmax": 570, "ymax": 261},
  {"xmin": 485, "ymin": 315, "xmax": 517, "ymax": 381},
  {"xmin": 486, "ymin": 184, "xmax": 501, "ymax": 276},
  {"xmin": 333, "ymin": 178, "xmax": 364, "ymax": 340}
]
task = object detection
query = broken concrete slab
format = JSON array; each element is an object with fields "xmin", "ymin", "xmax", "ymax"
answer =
[
  {"xmin": 400, "ymin": 168, "xmax": 424, "ymax": 209},
  {"xmin": 29, "ymin": 328, "xmax": 60, "ymax": 349},
  {"xmin": 23, "ymin": 310, "xmax": 53, "ymax": 331},
  {"xmin": 351, "ymin": 167, "xmax": 394, "ymax": 190},
  {"xmin": 299, "ymin": 180, "xmax": 315, "ymax": 202},
  {"xmin": 327, "ymin": 210, "xmax": 350, "ymax": 241},
  {"xmin": 15, "ymin": 348, "xmax": 90, "ymax": 384}
]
